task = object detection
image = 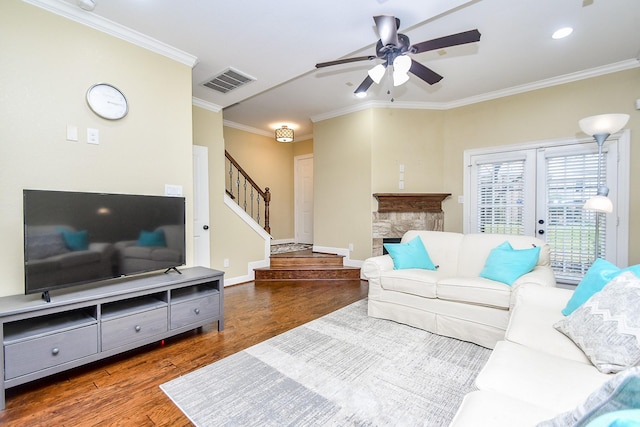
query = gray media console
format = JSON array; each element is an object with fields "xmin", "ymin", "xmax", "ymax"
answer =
[{"xmin": 0, "ymin": 266, "xmax": 224, "ymax": 410}]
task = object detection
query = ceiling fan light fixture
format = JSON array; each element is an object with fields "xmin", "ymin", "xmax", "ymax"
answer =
[
  {"xmin": 275, "ymin": 126, "xmax": 294, "ymax": 143},
  {"xmin": 368, "ymin": 64, "xmax": 386, "ymax": 84},
  {"xmin": 77, "ymin": 0, "xmax": 96, "ymax": 11},
  {"xmin": 392, "ymin": 70, "xmax": 410, "ymax": 86},
  {"xmin": 393, "ymin": 55, "xmax": 411, "ymax": 74}
]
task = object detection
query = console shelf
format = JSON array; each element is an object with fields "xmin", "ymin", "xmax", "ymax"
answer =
[{"xmin": 0, "ymin": 266, "xmax": 223, "ymax": 410}]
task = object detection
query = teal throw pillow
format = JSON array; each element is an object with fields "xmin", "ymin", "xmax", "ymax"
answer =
[
  {"xmin": 384, "ymin": 236, "xmax": 436, "ymax": 270},
  {"xmin": 479, "ymin": 241, "xmax": 541, "ymax": 286},
  {"xmin": 562, "ymin": 258, "xmax": 640, "ymax": 316},
  {"xmin": 58, "ymin": 228, "xmax": 89, "ymax": 251},
  {"xmin": 137, "ymin": 229, "xmax": 166, "ymax": 247}
]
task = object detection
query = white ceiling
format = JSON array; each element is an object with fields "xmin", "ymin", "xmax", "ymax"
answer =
[{"xmin": 41, "ymin": 0, "xmax": 640, "ymax": 140}]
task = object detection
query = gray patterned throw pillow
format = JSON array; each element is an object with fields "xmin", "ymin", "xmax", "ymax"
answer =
[{"xmin": 554, "ymin": 271, "xmax": 640, "ymax": 374}]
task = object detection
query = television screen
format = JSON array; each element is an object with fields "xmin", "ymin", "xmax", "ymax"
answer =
[{"xmin": 23, "ymin": 190, "xmax": 186, "ymax": 298}]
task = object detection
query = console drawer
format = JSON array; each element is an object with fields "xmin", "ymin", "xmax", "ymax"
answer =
[
  {"xmin": 101, "ymin": 307, "xmax": 168, "ymax": 351},
  {"xmin": 4, "ymin": 325, "xmax": 98, "ymax": 380},
  {"xmin": 171, "ymin": 293, "xmax": 220, "ymax": 329}
]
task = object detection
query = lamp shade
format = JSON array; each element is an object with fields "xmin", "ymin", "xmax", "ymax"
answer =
[
  {"xmin": 578, "ymin": 114, "xmax": 629, "ymax": 136},
  {"xmin": 275, "ymin": 126, "xmax": 294, "ymax": 143},
  {"xmin": 583, "ymin": 195, "xmax": 613, "ymax": 213}
]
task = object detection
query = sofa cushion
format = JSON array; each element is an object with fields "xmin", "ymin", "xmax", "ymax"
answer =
[
  {"xmin": 378, "ymin": 269, "xmax": 438, "ymax": 298},
  {"xmin": 506, "ymin": 287, "xmax": 590, "ymax": 364},
  {"xmin": 479, "ymin": 241, "xmax": 541, "ymax": 285},
  {"xmin": 537, "ymin": 367, "xmax": 640, "ymax": 427},
  {"xmin": 554, "ymin": 272, "xmax": 640, "ymax": 374},
  {"xmin": 562, "ymin": 258, "xmax": 640, "ymax": 315},
  {"xmin": 437, "ymin": 277, "xmax": 511, "ymax": 308},
  {"xmin": 384, "ymin": 236, "xmax": 436, "ymax": 270},
  {"xmin": 475, "ymin": 341, "xmax": 610, "ymax": 413},
  {"xmin": 450, "ymin": 390, "xmax": 557, "ymax": 427}
]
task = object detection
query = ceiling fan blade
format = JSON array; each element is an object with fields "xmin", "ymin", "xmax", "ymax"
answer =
[
  {"xmin": 354, "ymin": 75, "xmax": 374, "ymax": 95},
  {"xmin": 409, "ymin": 60, "xmax": 443, "ymax": 85},
  {"xmin": 315, "ymin": 56, "xmax": 376, "ymax": 68},
  {"xmin": 410, "ymin": 29, "xmax": 481, "ymax": 54},
  {"xmin": 374, "ymin": 15, "xmax": 399, "ymax": 47}
]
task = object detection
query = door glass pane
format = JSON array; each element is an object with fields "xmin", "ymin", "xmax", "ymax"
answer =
[
  {"xmin": 546, "ymin": 152, "xmax": 605, "ymax": 281},
  {"xmin": 476, "ymin": 160, "xmax": 525, "ymax": 235}
]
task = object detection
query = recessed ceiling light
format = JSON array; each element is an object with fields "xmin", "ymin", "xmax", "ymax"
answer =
[
  {"xmin": 552, "ymin": 27, "xmax": 573, "ymax": 39},
  {"xmin": 355, "ymin": 92, "xmax": 367, "ymax": 99}
]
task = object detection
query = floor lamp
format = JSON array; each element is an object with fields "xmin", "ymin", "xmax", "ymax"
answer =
[{"xmin": 578, "ymin": 113, "xmax": 629, "ymax": 259}]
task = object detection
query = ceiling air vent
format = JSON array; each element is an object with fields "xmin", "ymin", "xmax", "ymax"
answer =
[{"xmin": 201, "ymin": 68, "xmax": 255, "ymax": 94}]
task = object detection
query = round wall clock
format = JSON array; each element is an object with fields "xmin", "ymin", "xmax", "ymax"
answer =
[{"xmin": 86, "ymin": 83, "xmax": 128, "ymax": 120}]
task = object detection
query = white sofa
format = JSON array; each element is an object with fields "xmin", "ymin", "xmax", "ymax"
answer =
[
  {"xmin": 361, "ymin": 230, "xmax": 556, "ymax": 349},
  {"xmin": 450, "ymin": 283, "xmax": 617, "ymax": 426}
]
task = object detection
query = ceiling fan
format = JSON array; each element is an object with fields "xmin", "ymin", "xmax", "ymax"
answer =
[{"xmin": 315, "ymin": 15, "xmax": 481, "ymax": 96}]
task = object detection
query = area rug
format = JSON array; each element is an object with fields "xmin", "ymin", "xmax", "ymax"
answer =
[{"xmin": 160, "ymin": 299, "xmax": 491, "ymax": 426}]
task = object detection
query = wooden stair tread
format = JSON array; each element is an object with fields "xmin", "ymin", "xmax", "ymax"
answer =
[{"xmin": 256, "ymin": 250, "xmax": 360, "ymax": 282}]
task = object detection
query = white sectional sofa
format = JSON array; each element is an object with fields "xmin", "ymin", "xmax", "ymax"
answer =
[
  {"xmin": 361, "ymin": 230, "xmax": 556, "ymax": 348},
  {"xmin": 451, "ymin": 275, "xmax": 640, "ymax": 426}
]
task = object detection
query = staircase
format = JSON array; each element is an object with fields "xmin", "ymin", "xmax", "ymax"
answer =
[{"xmin": 254, "ymin": 250, "xmax": 361, "ymax": 282}]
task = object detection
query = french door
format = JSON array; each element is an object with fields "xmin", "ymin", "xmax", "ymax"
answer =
[{"xmin": 465, "ymin": 132, "xmax": 629, "ymax": 284}]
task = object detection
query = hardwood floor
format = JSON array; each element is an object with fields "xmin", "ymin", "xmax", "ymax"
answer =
[{"xmin": 0, "ymin": 279, "xmax": 368, "ymax": 426}]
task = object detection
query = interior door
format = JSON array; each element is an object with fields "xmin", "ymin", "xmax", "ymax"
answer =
[
  {"xmin": 192, "ymin": 145, "xmax": 210, "ymax": 267},
  {"xmin": 294, "ymin": 154, "xmax": 314, "ymax": 244}
]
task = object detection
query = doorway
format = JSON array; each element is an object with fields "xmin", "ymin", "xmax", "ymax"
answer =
[{"xmin": 294, "ymin": 154, "xmax": 313, "ymax": 244}]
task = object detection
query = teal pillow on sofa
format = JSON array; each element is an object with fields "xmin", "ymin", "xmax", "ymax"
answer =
[
  {"xmin": 384, "ymin": 236, "xmax": 436, "ymax": 270},
  {"xmin": 137, "ymin": 229, "xmax": 166, "ymax": 247},
  {"xmin": 562, "ymin": 258, "xmax": 640, "ymax": 316},
  {"xmin": 479, "ymin": 241, "xmax": 541, "ymax": 286}
]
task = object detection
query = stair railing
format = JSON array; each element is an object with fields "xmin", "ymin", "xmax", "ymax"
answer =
[{"xmin": 225, "ymin": 150, "xmax": 271, "ymax": 233}]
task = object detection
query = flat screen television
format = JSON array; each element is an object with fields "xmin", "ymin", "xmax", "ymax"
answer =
[{"xmin": 23, "ymin": 189, "xmax": 186, "ymax": 301}]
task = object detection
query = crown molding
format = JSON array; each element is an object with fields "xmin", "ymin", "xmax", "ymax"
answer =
[
  {"xmin": 311, "ymin": 59, "xmax": 640, "ymax": 123},
  {"xmin": 443, "ymin": 59, "xmax": 640, "ymax": 109},
  {"xmin": 192, "ymin": 97, "xmax": 222, "ymax": 113},
  {"xmin": 23, "ymin": 0, "xmax": 198, "ymax": 67}
]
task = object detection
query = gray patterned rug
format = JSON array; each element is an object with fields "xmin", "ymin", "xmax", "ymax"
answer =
[{"xmin": 160, "ymin": 299, "xmax": 491, "ymax": 426}]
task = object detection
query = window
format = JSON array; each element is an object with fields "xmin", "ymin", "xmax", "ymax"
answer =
[{"xmin": 464, "ymin": 131, "xmax": 630, "ymax": 284}]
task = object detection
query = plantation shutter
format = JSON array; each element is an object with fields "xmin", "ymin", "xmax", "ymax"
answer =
[
  {"xmin": 469, "ymin": 151, "xmax": 535, "ymax": 236},
  {"xmin": 542, "ymin": 148, "xmax": 608, "ymax": 282}
]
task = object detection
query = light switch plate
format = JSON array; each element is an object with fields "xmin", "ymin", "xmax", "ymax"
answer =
[{"xmin": 66, "ymin": 125, "xmax": 78, "ymax": 141}]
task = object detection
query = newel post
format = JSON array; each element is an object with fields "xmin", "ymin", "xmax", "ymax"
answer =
[{"xmin": 264, "ymin": 187, "xmax": 271, "ymax": 234}]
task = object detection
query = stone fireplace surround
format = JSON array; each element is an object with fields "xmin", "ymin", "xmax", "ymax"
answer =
[{"xmin": 372, "ymin": 193, "xmax": 450, "ymax": 256}]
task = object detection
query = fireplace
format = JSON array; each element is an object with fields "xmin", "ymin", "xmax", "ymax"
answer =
[{"xmin": 372, "ymin": 193, "xmax": 450, "ymax": 256}]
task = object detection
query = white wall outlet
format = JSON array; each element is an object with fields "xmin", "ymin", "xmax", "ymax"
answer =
[
  {"xmin": 87, "ymin": 128, "xmax": 99, "ymax": 144},
  {"xmin": 348, "ymin": 243, "xmax": 354, "ymax": 252},
  {"xmin": 165, "ymin": 184, "xmax": 183, "ymax": 196},
  {"xmin": 399, "ymin": 181, "xmax": 405, "ymax": 190},
  {"xmin": 399, "ymin": 164, "xmax": 405, "ymax": 172},
  {"xmin": 458, "ymin": 195, "xmax": 464, "ymax": 204},
  {"xmin": 223, "ymin": 258, "xmax": 230, "ymax": 268},
  {"xmin": 636, "ymin": 98, "xmax": 640, "ymax": 110}
]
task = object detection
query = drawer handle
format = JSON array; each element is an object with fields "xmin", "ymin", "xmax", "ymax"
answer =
[
  {"xmin": 52, "ymin": 347, "xmax": 60, "ymax": 356},
  {"xmin": 194, "ymin": 308, "xmax": 200, "ymax": 315},
  {"xmin": 134, "ymin": 325, "xmax": 141, "ymax": 332}
]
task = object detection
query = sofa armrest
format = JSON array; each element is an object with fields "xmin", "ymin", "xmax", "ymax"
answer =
[
  {"xmin": 361, "ymin": 255, "xmax": 394, "ymax": 280},
  {"xmin": 88, "ymin": 242, "xmax": 115, "ymax": 259},
  {"xmin": 510, "ymin": 282, "xmax": 572, "ymax": 312},
  {"xmin": 114, "ymin": 240, "xmax": 137, "ymax": 251}
]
